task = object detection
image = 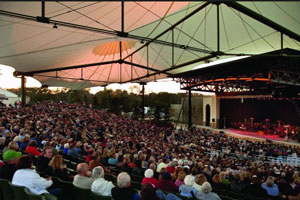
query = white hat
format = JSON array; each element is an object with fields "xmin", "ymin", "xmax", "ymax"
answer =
[
  {"xmin": 184, "ymin": 175, "xmax": 194, "ymax": 186},
  {"xmin": 178, "ymin": 160, "xmax": 183, "ymax": 166},
  {"xmin": 201, "ymin": 182, "xmax": 212, "ymax": 193},
  {"xmin": 144, "ymin": 169, "xmax": 154, "ymax": 178}
]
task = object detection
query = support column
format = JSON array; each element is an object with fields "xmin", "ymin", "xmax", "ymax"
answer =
[
  {"xmin": 216, "ymin": 3, "xmax": 220, "ymax": 52},
  {"xmin": 140, "ymin": 82, "xmax": 146, "ymax": 119},
  {"xmin": 21, "ymin": 75, "xmax": 26, "ymax": 106},
  {"xmin": 188, "ymin": 89, "xmax": 192, "ymax": 128}
]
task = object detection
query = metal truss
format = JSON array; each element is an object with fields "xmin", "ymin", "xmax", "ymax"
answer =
[
  {"xmin": 183, "ymin": 82, "xmax": 251, "ymax": 93},
  {"xmin": 0, "ymin": 2, "xmax": 212, "ymax": 81},
  {"xmin": 270, "ymin": 70, "xmax": 300, "ymax": 87},
  {"xmin": 176, "ymin": 73, "xmax": 270, "ymax": 93},
  {"xmin": 2, "ymin": 1, "xmax": 300, "ymax": 85}
]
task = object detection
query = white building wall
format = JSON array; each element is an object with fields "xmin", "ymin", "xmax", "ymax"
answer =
[
  {"xmin": 2, "ymin": 97, "xmax": 20, "ymax": 106},
  {"xmin": 203, "ymin": 95, "xmax": 220, "ymax": 128}
]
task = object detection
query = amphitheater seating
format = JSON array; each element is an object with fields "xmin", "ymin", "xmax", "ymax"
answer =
[
  {"xmin": 130, "ymin": 174, "xmax": 143, "ymax": 183},
  {"xmin": 74, "ymin": 185, "xmax": 93, "ymax": 200},
  {"xmin": 219, "ymin": 195, "xmax": 239, "ymax": 200},
  {"xmin": 227, "ymin": 191, "xmax": 247, "ymax": 199},
  {"xmin": 55, "ymin": 178, "xmax": 75, "ymax": 200},
  {"xmin": 9, "ymin": 182, "xmax": 28, "ymax": 200},
  {"xmin": 131, "ymin": 181, "xmax": 142, "ymax": 191},
  {"xmin": 91, "ymin": 191, "xmax": 112, "ymax": 200},
  {"xmin": 0, "ymin": 178, "xmax": 14, "ymax": 200},
  {"xmin": 24, "ymin": 187, "xmax": 57, "ymax": 200}
]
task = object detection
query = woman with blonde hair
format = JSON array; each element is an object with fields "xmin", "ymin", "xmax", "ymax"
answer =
[
  {"xmin": 48, "ymin": 155, "xmax": 70, "ymax": 181},
  {"xmin": 175, "ymin": 170, "xmax": 186, "ymax": 187},
  {"xmin": 3, "ymin": 141, "xmax": 19, "ymax": 153}
]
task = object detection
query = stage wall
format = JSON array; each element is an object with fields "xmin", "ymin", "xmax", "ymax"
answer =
[{"xmin": 220, "ymin": 98, "xmax": 300, "ymax": 127}]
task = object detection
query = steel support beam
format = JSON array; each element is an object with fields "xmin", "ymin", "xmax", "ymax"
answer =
[
  {"xmin": 140, "ymin": 82, "xmax": 146, "ymax": 119},
  {"xmin": 188, "ymin": 89, "xmax": 192, "ymax": 128},
  {"xmin": 16, "ymin": 60, "xmax": 119, "ymax": 76},
  {"xmin": 121, "ymin": 1, "xmax": 124, "ymax": 32},
  {"xmin": 222, "ymin": 1, "xmax": 300, "ymax": 43},
  {"xmin": 21, "ymin": 75, "xmax": 26, "ymax": 106},
  {"xmin": 216, "ymin": 4, "xmax": 220, "ymax": 52},
  {"xmin": 41, "ymin": 0, "xmax": 45, "ymax": 18}
]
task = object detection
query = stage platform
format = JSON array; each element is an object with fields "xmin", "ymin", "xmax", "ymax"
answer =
[{"xmin": 197, "ymin": 125, "xmax": 300, "ymax": 147}]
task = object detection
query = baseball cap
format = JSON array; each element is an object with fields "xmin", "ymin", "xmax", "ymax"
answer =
[{"xmin": 3, "ymin": 150, "xmax": 22, "ymax": 162}]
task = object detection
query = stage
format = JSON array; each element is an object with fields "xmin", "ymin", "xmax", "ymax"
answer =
[{"xmin": 197, "ymin": 125, "xmax": 300, "ymax": 147}]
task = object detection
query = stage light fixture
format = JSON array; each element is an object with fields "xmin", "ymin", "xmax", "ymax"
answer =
[{"xmin": 53, "ymin": 23, "xmax": 58, "ymax": 29}]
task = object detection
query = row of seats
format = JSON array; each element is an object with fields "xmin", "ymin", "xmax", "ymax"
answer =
[
  {"xmin": 0, "ymin": 178, "xmax": 57, "ymax": 200},
  {"xmin": 0, "ymin": 177, "xmax": 115, "ymax": 200},
  {"xmin": 61, "ymin": 154, "xmax": 283, "ymax": 200},
  {"xmin": 213, "ymin": 188, "xmax": 283, "ymax": 200}
]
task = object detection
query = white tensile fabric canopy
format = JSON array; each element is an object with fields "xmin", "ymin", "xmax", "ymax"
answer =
[{"xmin": 0, "ymin": 1, "xmax": 299, "ymax": 89}]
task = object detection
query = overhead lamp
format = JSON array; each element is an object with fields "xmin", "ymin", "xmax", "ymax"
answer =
[{"xmin": 53, "ymin": 23, "xmax": 58, "ymax": 29}]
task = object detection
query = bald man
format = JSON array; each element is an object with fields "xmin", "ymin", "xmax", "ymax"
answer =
[{"xmin": 73, "ymin": 163, "xmax": 93, "ymax": 189}]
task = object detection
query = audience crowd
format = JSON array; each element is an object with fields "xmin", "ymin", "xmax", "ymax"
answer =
[{"xmin": 1, "ymin": 102, "xmax": 300, "ymax": 200}]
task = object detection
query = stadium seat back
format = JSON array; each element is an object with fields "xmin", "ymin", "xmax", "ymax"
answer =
[
  {"xmin": 74, "ymin": 185, "xmax": 93, "ymax": 200},
  {"xmin": 0, "ymin": 179, "xmax": 14, "ymax": 200},
  {"xmin": 9, "ymin": 182, "xmax": 28, "ymax": 200},
  {"xmin": 91, "ymin": 191, "xmax": 112, "ymax": 200}
]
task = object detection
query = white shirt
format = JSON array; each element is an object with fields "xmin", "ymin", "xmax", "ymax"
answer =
[
  {"xmin": 12, "ymin": 169, "xmax": 53, "ymax": 195},
  {"xmin": 73, "ymin": 175, "xmax": 94, "ymax": 189},
  {"xmin": 91, "ymin": 178, "xmax": 114, "ymax": 196}
]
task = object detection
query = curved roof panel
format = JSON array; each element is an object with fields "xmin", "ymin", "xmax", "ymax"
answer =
[{"xmin": 0, "ymin": 1, "xmax": 299, "ymax": 89}]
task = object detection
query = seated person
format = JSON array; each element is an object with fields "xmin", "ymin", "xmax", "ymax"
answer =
[
  {"xmin": 91, "ymin": 166, "xmax": 114, "ymax": 196},
  {"xmin": 48, "ymin": 155, "xmax": 70, "ymax": 181},
  {"xmin": 0, "ymin": 150, "xmax": 22, "ymax": 181},
  {"xmin": 12, "ymin": 155, "xmax": 58, "ymax": 200},
  {"xmin": 197, "ymin": 182, "xmax": 221, "ymax": 200},
  {"xmin": 142, "ymin": 169, "xmax": 159, "ymax": 188},
  {"xmin": 36, "ymin": 147, "xmax": 53, "ymax": 174},
  {"xmin": 111, "ymin": 172, "xmax": 140, "ymax": 200},
  {"xmin": 25, "ymin": 140, "xmax": 41, "ymax": 156},
  {"xmin": 179, "ymin": 175, "xmax": 197, "ymax": 198},
  {"xmin": 73, "ymin": 163, "xmax": 93, "ymax": 189},
  {"xmin": 157, "ymin": 171, "xmax": 178, "ymax": 193},
  {"xmin": 261, "ymin": 176, "xmax": 279, "ymax": 197}
]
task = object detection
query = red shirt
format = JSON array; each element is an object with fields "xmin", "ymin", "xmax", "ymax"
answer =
[
  {"xmin": 25, "ymin": 146, "xmax": 41, "ymax": 156},
  {"xmin": 142, "ymin": 177, "xmax": 159, "ymax": 188},
  {"xmin": 166, "ymin": 166, "xmax": 175, "ymax": 174}
]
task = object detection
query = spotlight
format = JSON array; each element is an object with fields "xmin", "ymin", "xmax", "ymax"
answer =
[
  {"xmin": 53, "ymin": 23, "xmax": 58, "ymax": 29},
  {"xmin": 140, "ymin": 40, "xmax": 144, "ymax": 44}
]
